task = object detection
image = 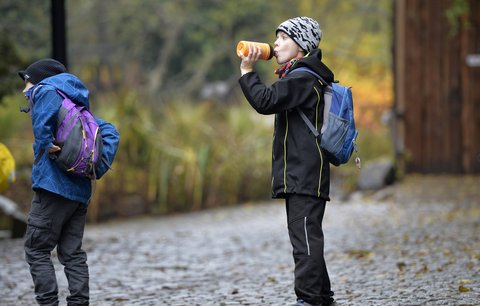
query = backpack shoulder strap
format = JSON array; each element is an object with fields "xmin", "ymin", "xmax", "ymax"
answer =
[
  {"xmin": 55, "ymin": 89, "xmax": 68, "ymax": 99},
  {"xmin": 291, "ymin": 67, "xmax": 328, "ymax": 86},
  {"xmin": 296, "ymin": 108, "xmax": 322, "ymax": 142},
  {"xmin": 32, "ymin": 89, "xmax": 73, "ymax": 165},
  {"xmin": 290, "ymin": 67, "xmax": 333, "ymax": 137}
]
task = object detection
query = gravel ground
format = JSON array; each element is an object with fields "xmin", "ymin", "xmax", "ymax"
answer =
[{"xmin": 1, "ymin": 175, "xmax": 479, "ymax": 305}]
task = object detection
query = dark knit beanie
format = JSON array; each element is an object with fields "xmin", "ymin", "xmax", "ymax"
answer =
[
  {"xmin": 276, "ymin": 17, "xmax": 322, "ymax": 53},
  {"xmin": 18, "ymin": 58, "xmax": 67, "ymax": 84}
]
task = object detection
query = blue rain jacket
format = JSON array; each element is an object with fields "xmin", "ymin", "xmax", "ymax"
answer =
[{"xmin": 25, "ymin": 73, "xmax": 118, "ymax": 204}]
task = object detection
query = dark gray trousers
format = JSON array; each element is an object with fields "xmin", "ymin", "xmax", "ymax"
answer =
[
  {"xmin": 286, "ymin": 194, "xmax": 334, "ymax": 306},
  {"xmin": 24, "ymin": 189, "xmax": 89, "ymax": 306}
]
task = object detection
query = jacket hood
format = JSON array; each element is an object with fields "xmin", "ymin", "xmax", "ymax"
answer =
[
  {"xmin": 38, "ymin": 73, "xmax": 90, "ymax": 108},
  {"xmin": 294, "ymin": 49, "xmax": 334, "ymax": 83}
]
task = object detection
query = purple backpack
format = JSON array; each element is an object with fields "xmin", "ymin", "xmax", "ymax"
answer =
[{"xmin": 53, "ymin": 90, "xmax": 103, "ymax": 178}]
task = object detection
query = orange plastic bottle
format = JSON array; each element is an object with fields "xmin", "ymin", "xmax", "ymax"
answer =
[{"xmin": 236, "ymin": 41, "xmax": 274, "ymax": 60}]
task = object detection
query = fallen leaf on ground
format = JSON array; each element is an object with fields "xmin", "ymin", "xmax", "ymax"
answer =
[{"xmin": 458, "ymin": 285, "xmax": 471, "ymax": 292}]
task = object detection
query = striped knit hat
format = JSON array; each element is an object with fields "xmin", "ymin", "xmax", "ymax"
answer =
[{"xmin": 276, "ymin": 17, "xmax": 322, "ymax": 53}]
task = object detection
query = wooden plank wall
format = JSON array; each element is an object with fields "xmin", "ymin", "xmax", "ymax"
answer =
[
  {"xmin": 394, "ymin": 0, "xmax": 480, "ymax": 173},
  {"xmin": 461, "ymin": 0, "xmax": 480, "ymax": 173}
]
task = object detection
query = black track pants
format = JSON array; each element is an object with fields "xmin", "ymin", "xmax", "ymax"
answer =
[{"xmin": 286, "ymin": 194, "xmax": 334, "ymax": 305}]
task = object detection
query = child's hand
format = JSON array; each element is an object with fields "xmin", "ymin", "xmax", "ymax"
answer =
[
  {"xmin": 48, "ymin": 145, "xmax": 61, "ymax": 153},
  {"xmin": 239, "ymin": 44, "xmax": 261, "ymax": 76}
]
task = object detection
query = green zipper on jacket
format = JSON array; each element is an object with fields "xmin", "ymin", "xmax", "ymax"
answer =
[
  {"xmin": 313, "ymin": 85, "xmax": 323, "ymax": 197},
  {"xmin": 283, "ymin": 111, "xmax": 289, "ymax": 193}
]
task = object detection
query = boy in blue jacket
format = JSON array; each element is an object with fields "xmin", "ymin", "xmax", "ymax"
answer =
[{"xmin": 19, "ymin": 58, "xmax": 119, "ymax": 306}]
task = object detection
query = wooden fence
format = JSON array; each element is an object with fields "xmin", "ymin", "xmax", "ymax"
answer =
[{"xmin": 394, "ymin": 0, "xmax": 480, "ymax": 173}]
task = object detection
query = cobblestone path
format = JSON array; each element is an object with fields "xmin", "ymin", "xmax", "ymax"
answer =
[{"xmin": 1, "ymin": 176, "xmax": 479, "ymax": 305}]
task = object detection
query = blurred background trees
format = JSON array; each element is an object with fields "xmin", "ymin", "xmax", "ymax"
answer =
[{"xmin": 0, "ymin": 0, "xmax": 394, "ymax": 221}]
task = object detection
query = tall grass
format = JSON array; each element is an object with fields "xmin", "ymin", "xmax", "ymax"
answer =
[{"xmin": 88, "ymin": 90, "xmax": 273, "ymax": 220}]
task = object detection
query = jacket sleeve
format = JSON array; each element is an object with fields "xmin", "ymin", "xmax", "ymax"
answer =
[
  {"xmin": 31, "ymin": 86, "xmax": 62, "ymax": 151},
  {"xmin": 238, "ymin": 71, "xmax": 317, "ymax": 115},
  {"xmin": 95, "ymin": 118, "xmax": 120, "ymax": 179}
]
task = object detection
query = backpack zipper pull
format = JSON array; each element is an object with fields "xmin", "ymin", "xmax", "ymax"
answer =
[
  {"xmin": 353, "ymin": 141, "xmax": 361, "ymax": 169},
  {"xmin": 355, "ymin": 156, "xmax": 361, "ymax": 169}
]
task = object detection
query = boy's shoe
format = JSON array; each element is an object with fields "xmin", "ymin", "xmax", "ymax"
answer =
[
  {"xmin": 295, "ymin": 299, "xmax": 338, "ymax": 306},
  {"xmin": 295, "ymin": 299, "xmax": 316, "ymax": 306}
]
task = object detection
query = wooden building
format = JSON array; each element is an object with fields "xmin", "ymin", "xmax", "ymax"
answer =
[{"xmin": 394, "ymin": 0, "xmax": 480, "ymax": 173}]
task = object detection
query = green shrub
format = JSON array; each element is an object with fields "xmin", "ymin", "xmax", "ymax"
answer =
[{"xmin": 88, "ymin": 90, "xmax": 272, "ymax": 220}]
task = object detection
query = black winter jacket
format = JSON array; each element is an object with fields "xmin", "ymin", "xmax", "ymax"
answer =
[{"xmin": 239, "ymin": 49, "xmax": 334, "ymax": 200}]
